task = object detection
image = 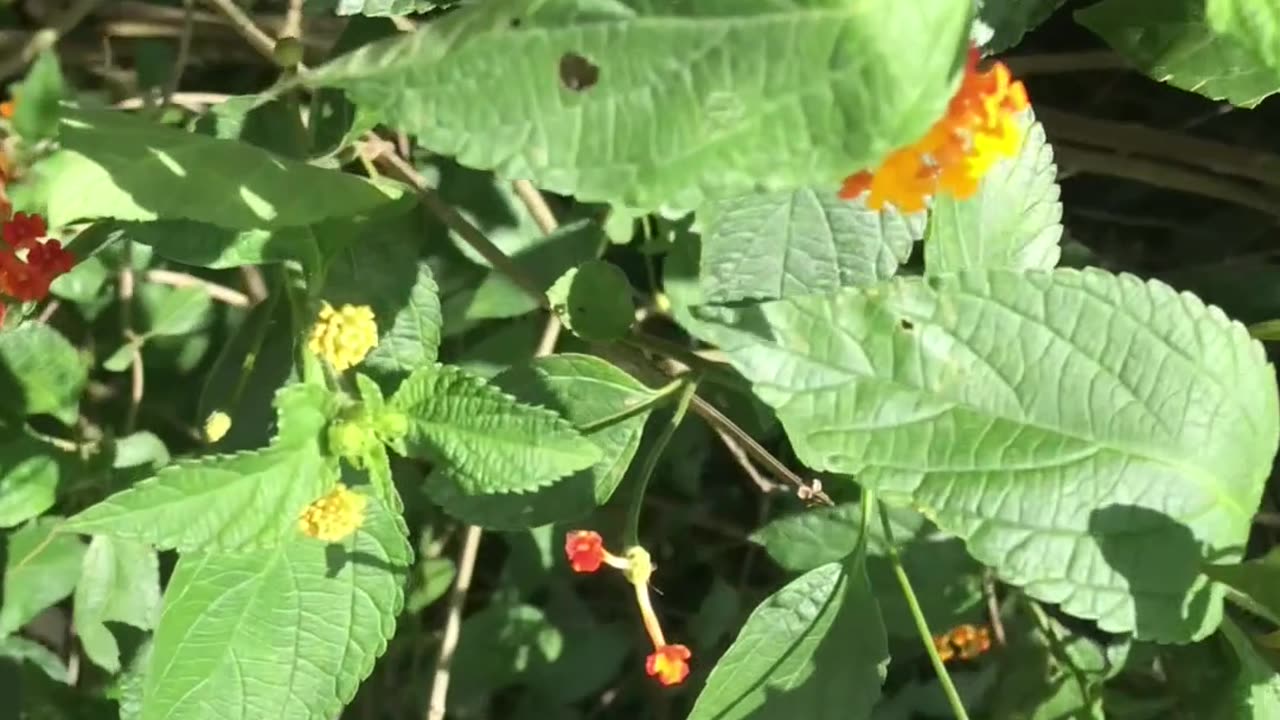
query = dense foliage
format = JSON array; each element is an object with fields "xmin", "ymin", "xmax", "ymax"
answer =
[{"xmin": 4, "ymin": 0, "xmax": 1280, "ymax": 718}]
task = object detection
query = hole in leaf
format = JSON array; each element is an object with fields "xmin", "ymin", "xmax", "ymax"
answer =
[
  {"xmin": 899, "ymin": 318, "xmax": 914, "ymax": 331},
  {"xmin": 510, "ymin": 17, "xmax": 522, "ymax": 27},
  {"xmin": 559, "ymin": 52, "xmax": 600, "ymax": 92}
]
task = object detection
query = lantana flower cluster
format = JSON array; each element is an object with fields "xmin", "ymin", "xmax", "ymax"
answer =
[
  {"xmin": 840, "ymin": 45, "xmax": 1030, "ymax": 212},
  {"xmin": 0, "ymin": 210, "xmax": 74, "ymax": 325},
  {"xmin": 933, "ymin": 623, "xmax": 993, "ymax": 663},
  {"xmin": 566, "ymin": 530, "xmax": 692, "ymax": 686}
]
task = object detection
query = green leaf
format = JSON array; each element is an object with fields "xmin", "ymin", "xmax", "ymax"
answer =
[
  {"xmin": 1078, "ymin": 0, "xmax": 1280, "ymax": 108},
  {"xmin": 0, "ymin": 517, "xmax": 86, "ymax": 635},
  {"xmin": 389, "ymin": 363, "xmax": 601, "ymax": 495},
  {"xmin": 925, "ymin": 112, "xmax": 1062, "ymax": 273},
  {"xmin": 688, "ymin": 556, "xmax": 888, "ymax": 720},
  {"xmin": 138, "ymin": 284, "xmax": 214, "ymax": 338},
  {"xmin": 0, "ymin": 432, "xmax": 67, "ymax": 527},
  {"xmin": 72, "ymin": 537, "xmax": 161, "ymax": 672},
  {"xmin": 48, "ymin": 105, "xmax": 402, "ymax": 230},
  {"xmin": 694, "ymin": 268, "xmax": 1279, "ymax": 641},
  {"xmin": 699, "ymin": 188, "xmax": 920, "ymax": 304},
  {"xmin": 980, "ymin": 0, "xmax": 1068, "ymax": 51},
  {"xmin": 0, "ymin": 635, "xmax": 69, "ymax": 683},
  {"xmin": 1220, "ymin": 616, "xmax": 1280, "ymax": 718},
  {"xmin": 547, "ymin": 261, "xmax": 634, "ymax": 342},
  {"xmin": 752, "ymin": 503, "xmax": 984, "ymax": 637},
  {"xmin": 406, "ymin": 556, "xmax": 456, "ymax": 612},
  {"xmin": 63, "ymin": 384, "xmax": 342, "ymax": 552},
  {"xmin": 987, "ymin": 605, "xmax": 1122, "ymax": 719},
  {"xmin": 306, "ymin": 0, "xmax": 973, "ymax": 211},
  {"xmin": 1207, "ymin": 0, "xmax": 1280, "ymax": 75},
  {"xmin": 424, "ymin": 354, "xmax": 654, "ymax": 528},
  {"xmin": 140, "ymin": 492, "xmax": 409, "ymax": 720},
  {"xmin": 0, "ymin": 323, "xmax": 87, "ymax": 425},
  {"xmin": 464, "ymin": 217, "xmax": 602, "ymax": 322},
  {"xmin": 11, "ymin": 50, "xmax": 66, "ymax": 142},
  {"xmin": 320, "ymin": 210, "xmax": 443, "ymax": 383},
  {"xmin": 1206, "ymin": 547, "xmax": 1280, "ymax": 625},
  {"xmin": 309, "ymin": 0, "xmax": 442, "ymax": 17},
  {"xmin": 449, "ymin": 602, "xmax": 563, "ymax": 710},
  {"xmin": 198, "ymin": 290, "xmax": 296, "ymax": 452}
]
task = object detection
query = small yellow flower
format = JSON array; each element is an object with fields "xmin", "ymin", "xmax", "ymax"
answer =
[
  {"xmin": 203, "ymin": 411, "xmax": 232, "ymax": 443},
  {"xmin": 298, "ymin": 483, "xmax": 368, "ymax": 542},
  {"xmin": 307, "ymin": 302, "xmax": 378, "ymax": 373}
]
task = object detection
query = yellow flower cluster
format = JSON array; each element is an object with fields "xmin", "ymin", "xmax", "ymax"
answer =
[
  {"xmin": 307, "ymin": 302, "xmax": 378, "ymax": 373},
  {"xmin": 298, "ymin": 483, "xmax": 368, "ymax": 542}
]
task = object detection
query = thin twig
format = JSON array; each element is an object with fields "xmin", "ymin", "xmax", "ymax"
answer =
[
  {"xmin": 1055, "ymin": 143, "xmax": 1280, "ymax": 220},
  {"xmin": 983, "ymin": 570, "xmax": 1007, "ymax": 647},
  {"xmin": 201, "ymin": 0, "xmax": 276, "ymax": 61},
  {"xmin": 0, "ymin": 0, "xmax": 106, "ymax": 79},
  {"xmin": 119, "ymin": 245, "xmax": 143, "ymax": 434},
  {"xmin": 281, "ymin": 0, "xmax": 304, "ymax": 41},
  {"xmin": 161, "ymin": 0, "xmax": 196, "ymax": 107},
  {"xmin": 425, "ymin": 524, "xmax": 482, "ymax": 720},
  {"xmin": 687, "ymin": 396, "xmax": 832, "ymax": 505},
  {"xmin": 1037, "ymin": 106, "xmax": 1280, "ymax": 190},
  {"xmin": 712, "ymin": 425, "xmax": 781, "ymax": 494},
  {"xmin": 372, "ymin": 143, "xmax": 550, "ymax": 308},
  {"xmin": 512, "ymin": 180, "xmax": 559, "ymax": 235},
  {"xmin": 1004, "ymin": 51, "xmax": 1128, "ymax": 76},
  {"xmin": 145, "ymin": 269, "xmax": 251, "ymax": 307},
  {"xmin": 115, "ymin": 91, "xmax": 232, "ymax": 110}
]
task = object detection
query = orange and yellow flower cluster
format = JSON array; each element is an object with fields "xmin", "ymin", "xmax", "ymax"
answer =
[
  {"xmin": 565, "ymin": 530, "xmax": 692, "ymax": 686},
  {"xmin": 840, "ymin": 46, "xmax": 1030, "ymax": 212},
  {"xmin": 933, "ymin": 623, "xmax": 993, "ymax": 663}
]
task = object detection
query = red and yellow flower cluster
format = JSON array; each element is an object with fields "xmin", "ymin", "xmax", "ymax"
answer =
[
  {"xmin": 565, "ymin": 530, "xmax": 692, "ymax": 686},
  {"xmin": 0, "ymin": 209, "xmax": 73, "ymax": 324},
  {"xmin": 840, "ymin": 46, "xmax": 1030, "ymax": 212},
  {"xmin": 933, "ymin": 623, "xmax": 993, "ymax": 663}
]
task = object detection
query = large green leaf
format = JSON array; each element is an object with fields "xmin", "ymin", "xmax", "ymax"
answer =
[
  {"xmin": 0, "ymin": 517, "xmax": 85, "ymax": 635},
  {"xmin": 389, "ymin": 364, "xmax": 601, "ymax": 494},
  {"xmin": 694, "ymin": 268, "xmax": 1278, "ymax": 641},
  {"xmin": 0, "ymin": 432, "xmax": 67, "ymax": 528},
  {"xmin": 1078, "ymin": 0, "xmax": 1280, "ymax": 108},
  {"xmin": 688, "ymin": 557, "xmax": 888, "ymax": 720},
  {"xmin": 63, "ymin": 384, "xmax": 341, "ymax": 552},
  {"xmin": 0, "ymin": 323, "xmax": 88, "ymax": 425},
  {"xmin": 305, "ymin": 0, "xmax": 972, "ymax": 211},
  {"xmin": 47, "ymin": 106, "xmax": 402, "ymax": 229},
  {"xmin": 425, "ymin": 354, "xmax": 656, "ymax": 528},
  {"xmin": 980, "ymin": 0, "xmax": 1068, "ymax": 51},
  {"xmin": 699, "ymin": 188, "xmax": 921, "ymax": 303},
  {"xmin": 1207, "ymin": 0, "xmax": 1280, "ymax": 73},
  {"xmin": 925, "ymin": 112, "xmax": 1062, "ymax": 273},
  {"xmin": 73, "ymin": 537, "xmax": 161, "ymax": 672},
  {"xmin": 139, "ymin": 492, "xmax": 409, "ymax": 720}
]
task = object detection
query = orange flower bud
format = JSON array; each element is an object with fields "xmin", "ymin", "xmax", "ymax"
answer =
[
  {"xmin": 565, "ymin": 530, "xmax": 606, "ymax": 573},
  {"xmin": 646, "ymin": 644, "xmax": 692, "ymax": 686}
]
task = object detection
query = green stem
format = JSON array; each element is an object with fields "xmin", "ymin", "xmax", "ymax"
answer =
[
  {"xmin": 1026, "ymin": 599, "xmax": 1094, "ymax": 703},
  {"xmin": 877, "ymin": 500, "xmax": 971, "ymax": 720},
  {"xmin": 576, "ymin": 377, "xmax": 686, "ymax": 435},
  {"xmin": 623, "ymin": 378, "xmax": 699, "ymax": 548}
]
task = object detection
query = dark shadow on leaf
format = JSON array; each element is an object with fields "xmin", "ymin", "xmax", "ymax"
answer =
[
  {"xmin": 1089, "ymin": 505, "xmax": 1234, "ymax": 639},
  {"xmin": 324, "ymin": 543, "xmax": 410, "ymax": 579}
]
